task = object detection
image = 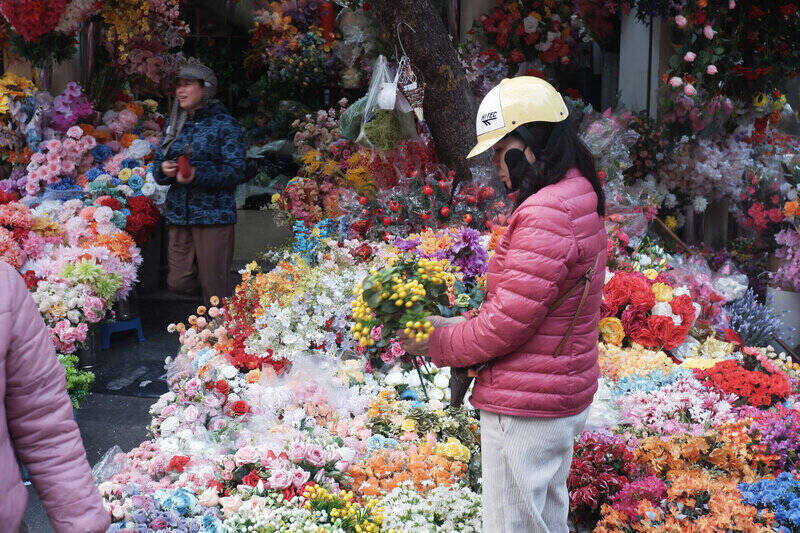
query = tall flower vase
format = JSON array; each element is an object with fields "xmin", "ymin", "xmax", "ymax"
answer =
[
  {"xmin": 77, "ymin": 324, "xmax": 101, "ymax": 371},
  {"xmin": 34, "ymin": 64, "xmax": 53, "ymax": 92}
]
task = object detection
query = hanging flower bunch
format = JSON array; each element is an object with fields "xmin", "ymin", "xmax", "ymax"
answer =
[
  {"xmin": 475, "ymin": 0, "xmax": 587, "ymax": 76},
  {"xmin": 663, "ymin": 0, "xmax": 800, "ymax": 122},
  {"xmin": 53, "ymin": 0, "xmax": 101, "ymax": 35},
  {"xmin": 0, "ymin": 0, "xmax": 67, "ymax": 42},
  {"xmin": 100, "ymin": 0, "xmax": 189, "ymax": 94},
  {"xmin": 599, "ymin": 270, "xmax": 699, "ymax": 351}
]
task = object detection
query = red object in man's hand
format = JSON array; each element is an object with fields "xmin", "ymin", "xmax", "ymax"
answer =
[{"xmin": 177, "ymin": 154, "xmax": 192, "ymax": 178}]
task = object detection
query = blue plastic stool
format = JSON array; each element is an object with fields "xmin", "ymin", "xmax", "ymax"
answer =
[{"xmin": 101, "ymin": 317, "xmax": 145, "ymax": 350}]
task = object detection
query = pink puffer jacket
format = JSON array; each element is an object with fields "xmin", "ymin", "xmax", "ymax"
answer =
[
  {"xmin": 0, "ymin": 261, "xmax": 110, "ymax": 533},
  {"xmin": 430, "ymin": 169, "xmax": 607, "ymax": 418}
]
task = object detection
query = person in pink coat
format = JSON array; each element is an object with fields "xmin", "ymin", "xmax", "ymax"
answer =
[
  {"xmin": 401, "ymin": 78, "xmax": 607, "ymax": 532},
  {"xmin": 0, "ymin": 261, "xmax": 111, "ymax": 533}
]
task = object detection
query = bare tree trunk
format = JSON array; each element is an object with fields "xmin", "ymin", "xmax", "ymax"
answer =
[{"xmin": 371, "ymin": 0, "xmax": 476, "ymax": 183}]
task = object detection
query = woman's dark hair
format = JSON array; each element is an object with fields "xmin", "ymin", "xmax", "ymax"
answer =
[{"xmin": 510, "ymin": 119, "xmax": 605, "ymax": 216}]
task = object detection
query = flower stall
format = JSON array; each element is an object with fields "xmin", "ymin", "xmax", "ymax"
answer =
[{"xmin": 2, "ymin": 0, "xmax": 800, "ymax": 532}]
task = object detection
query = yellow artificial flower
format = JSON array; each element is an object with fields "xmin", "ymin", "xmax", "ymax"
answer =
[
  {"xmin": 271, "ymin": 193, "xmax": 282, "ymax": 205},
  {"xmin": 246, "ymin": 369, "xmax": 262, "ymax": 383},
  {"xmin": 118, "ymin": 168, "xmax": 133, "ymax": 182},
  {"xmin": 652, "ymin": 282, "xmax": 674, "ymax": 302},
  {"xmin": 642, "ymin": 269, "xmax": 659, "ymax": 280},
  {"xmin": 400, "ymin": 418, "xmax": 417, "ymax": 432},
  {"xmin": 665, "ymin": 215, "xmax": 678, "ymax": 230},
  {"xmin": 752, "ymin": 92, "xmax": 768, "ymax": 108},
  {"xmin": 598, "ymin": 317, "xmax": 625, "ymax": 345},
  {"xmin": 681, "ymin": 357, "xmax": 724, "ymax": 370}
]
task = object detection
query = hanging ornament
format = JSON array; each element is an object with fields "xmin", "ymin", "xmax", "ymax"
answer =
[{"xmin": 398, "ymin": 57, "xmax": 425, "ymax": 123}]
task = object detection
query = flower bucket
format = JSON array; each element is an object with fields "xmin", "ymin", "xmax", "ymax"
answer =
[
  {"xmin": 113, "ymin": 291, "xmax": 139, "ymax": 321},
  {"xmin": 767, "ymin": 287, "xmax": 800, "ymax": 352},
  {"xmin": 77, "ymin": 324, "xmax": 101, "ymax": 371}
]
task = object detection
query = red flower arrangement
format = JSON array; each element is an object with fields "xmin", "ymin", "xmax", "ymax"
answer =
[
  {"xmin": 0, "ymin": 0, "xmax": 67, "ymax": 42},
  {"xmin": 568, "ymin": 432, "xmax": 651, "ymax": 526},
  {"xmin": 125, "ymin": 195, "xmax": 160, "ymax": 245},
  {"xmin": 0, "ymin": 191, "xmax": 18, "ymax": 205},
  {"xmin": 693, "ymin": 350, "xmax": 791, "ymax": 408},
  {"xmin": 599, "ymin": 270, "xmax": 696, "ymax": 351}
]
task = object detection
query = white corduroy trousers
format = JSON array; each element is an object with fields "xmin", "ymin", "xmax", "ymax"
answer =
[{"xmin": 480, "ymin": 408, "xmax": 590, "ymax": 533}]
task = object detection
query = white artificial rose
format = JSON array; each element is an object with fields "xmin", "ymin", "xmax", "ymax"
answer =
[
  {"xmin": 385, "ymin": 372, "xmax": 404, "ymax": 386},
  {"xmin": 651, "ymin": 302, "xmax": 672, "ymax": 317},
  {"xmin": 221, "ymin": 365, "xmax": 238, "ymax": 379},
  {"xmin": 338, "ymin": 447, "xmax": 356, "ymax": 463},
  {"xmin": 159, "ymin": 416, "xmax": 179, "ymax": 434},
  {"xmin": 198, "ymin": 487, "xmax": 219, "ymax": 507},
  {"xmin": 430, "ymin": 388, "xmax": 445, "ymax": 401},
  {"xmin": 433, "ymin": 372, "xmax": 450, "ymax": 389},
  {"xmin": 407, "ymin": 372, "xmax": 422, "ymax": 387}
]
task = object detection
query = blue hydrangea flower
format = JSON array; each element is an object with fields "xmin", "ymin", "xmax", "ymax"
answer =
[{"xmin": 128, "ymin": 175, "xmax": 144, "ymax": 190}]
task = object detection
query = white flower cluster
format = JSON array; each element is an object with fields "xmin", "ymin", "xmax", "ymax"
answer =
[{"xmin": 378, "ymin": 482, "xmax": 482, "ymax": 532}]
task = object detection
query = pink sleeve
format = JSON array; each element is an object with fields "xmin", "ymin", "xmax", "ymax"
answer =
[
  {"xmin": 430, "ymin": 201, "xmax": 575, "ymax": 368},
  {"xmin": 4, "ymin": 267, "xmax": 111, "ymax": 533}
]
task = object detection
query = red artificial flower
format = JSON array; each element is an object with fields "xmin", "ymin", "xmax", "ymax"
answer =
[
  {"xmin": 669, "ymin": 294, "xmax": 696, "ymax": 325},
  {"xmin": 630, "ymin": 326, "xmax": 659, "ymax": 348},
  {"xmin": 603, "ymin": 272, "xmax": 631, "ymax": 309},
  {"xmin": 215, "ymin": 381, "xmax": 230, "ymax": 395},
  {"xmin": 22, "ymin": 270, "xmax": 41, "ymax": 290},
  {"xmin": 0, "ymin": 191, "xmax": 19, "ymax": 205},
  {"xmin": 241, "ymin": 469, "xmax": 262, "ymax": 487},
  {"xmin": 0, "ymin": 0, "xmax": 68, "ymax": 42},
  {"xmin": 620, "ymin": 305, "xmax": 648, "ymax": 335},
  {"xmin": 526, "ymin": 68, "xmax": 546, "ymax": 79},
  {"xmin": 96, "ymin": 196, "xmax": 122, "ymax": 211},
  {"xmin": 722, "ymin": 328, "xmax": 743, "ymax": 345},
  {"xmin": 749, "ymin": 5, "xmax": 766, "ymax": 17},
  {"xmin": 230, "ymin": 400, "xmax": 250, "ymax": 416},
  {"xmin": 693, "ymin": 10, "xmax": 707, "ymax": 24},
  {"xmin": 628, "ymin": 276, "xmax": 656, "ymax": 310},
  {"xmin": 208, "ymin": 480, "xmax": 224, "ymax": 494},
  {"xmin": 509, "ymin": 49, "xmax": 526, "ymax": 63},
  {"xmin": 168, "ymin": 455, "xmax": 191, "ymax": 473}
]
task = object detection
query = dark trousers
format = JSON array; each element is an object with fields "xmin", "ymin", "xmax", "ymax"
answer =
[{"xmin": 167, "ymin": 224, "xmax": 234, "ymax": 304}]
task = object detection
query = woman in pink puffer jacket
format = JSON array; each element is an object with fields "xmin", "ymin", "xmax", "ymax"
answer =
[
  {"xmin": 0, "ymin": 261, "xmax": 110, "ymax": 533},
  {"xmin": 401, "ymin": 78, "xmax": 606, "ymax": 533}
]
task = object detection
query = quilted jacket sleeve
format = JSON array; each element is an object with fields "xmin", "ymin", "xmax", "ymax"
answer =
[
  {"xmin": 430, "ymin": 199, "xmax": 576, "ymax": 368},
  {"xmin": 191, "ymin": 114, "xmax": 247, "ymax": 191},
  {"xmin": 4, "ymin": 267, "xmax": 110, "ymax": 533},
  {"xmin": 152, "ymin": 118, "xmax": 176, "ymax": 186}
]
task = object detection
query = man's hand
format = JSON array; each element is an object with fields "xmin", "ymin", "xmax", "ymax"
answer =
[
  {"xmin": 161, "ymin": 160, "xmax": 178, "ymax": 178},
  {"xmin": 177, "ymin": 166, "xmax": 196, "ymax": 184},
  {"xmin": 397, "ymin": 315, "xmax": 466, "ymax": 356}
]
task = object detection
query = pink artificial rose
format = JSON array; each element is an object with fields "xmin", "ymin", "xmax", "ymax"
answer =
[
  {"xmin": 223, "ymin": 459, "xmax": 235, "ymax": 472},
  {"xmin": 287, "ymin": 442, "xmax": 307, "ymax": 463},
  {"xmin": 185, "ymin": 377, "xmax": 201, "ymax": 396},
  {"xmin": 334, "ymin": 461, "xmax": 350, "ymax": 473},
  {"xmin": 292, "ymin": 468, "xmax": 311, "ymax": 488},
  {"xmin": 234, "ymin": 446, "xmax": 258, "ymax": 466},
  {"xmin": 729, "ymin": 0, "xmax": 735, "ymax": 7},
  {"xmin": 162, "ymin": 404, "xmax": 177, "ymax": 417},
  {"xmin": 267, "ymin": 469, "xmax": 292, "ymax": 490},
  {"xmin": 675, "ymin": 15, "xmax": 688, "ymax": 27},
  {"xmin": 684, "ymin": 84, "xmax": 697, "ymax": 96},
  {"xmin": 703, "ymin": 25, "xmax": 716, "ymax": 39},
  {"xmin": 305, "ymin": 445, "xmax": 327, "ymax": 467},
  {"xmin": 182, "ymin": 405, "xmax": 199, "ymax": 423},
  {"xmin": 706, "ymin": 65, "xmax": 718, "ymax": 75},
  {"xmin": 683, "ymin": 51, "xmax": 696, "ymax": 62},
  {"xmin": 669, "ymin": 77, "xmax": 684, "ymax": 88}
]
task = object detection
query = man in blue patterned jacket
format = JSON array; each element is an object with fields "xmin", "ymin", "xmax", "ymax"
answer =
[{"xmin": 153, "ymin": 62, "xmax": 247, "ymax": 303}]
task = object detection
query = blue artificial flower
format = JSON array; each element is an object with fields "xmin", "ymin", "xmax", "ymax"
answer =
[
  {"xmin": 199, "ymin": 514, "xmax": 223, "ymax": 533},
  {"xmin": 193, "ymin": 347, "xmax": 217, "ymax": 372},
  {"xmin": 739, "ymin": 473, "xmax": 800, "ymax": 530},
  {"xmin": 112, "ymin": 210, "xmax": 127, "ymax": 229},
  {"xmin": 85, "ymin": 168, "xmax": 103, "ymax": 182},
  {"xmin": 128, "ymin": 175, "xmax": 144, "ymax": 190},
  {"xmin": 122, "ymin": 208, "xmax": 131, "ymax": 217},
  {"xmin": 154, "ymin": 488, "xmax": 198, "ymax": 516},
  {"xmin": 110, "ymin": 178, "xmax": 122, "ymax": 186},
  {"xmin": 399, "ymin": 388, "xmax": 419, "ymax": 401},
  {"xmin": 92, "ymin": 144, "xmax": 113, "ymax": 163},
  {"xmin": 121, "ymin": 158, "xmax": 139, "ymax": 169}
]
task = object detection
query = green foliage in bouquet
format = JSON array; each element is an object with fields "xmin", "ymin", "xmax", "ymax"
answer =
[
  {"xmin": 60, "ymin": 259, "xmax": 122, "ymax": 303},
  {"xmin": 351, "ymin": 257, "xmax": 456, "ymax": 347},
  {"xmin": 58, "ymin": 353, "xmax": 94, "ymax": 408},
  {"xmin": 9, "ymin": 32, "xmax": 76, "ymax": 68}
]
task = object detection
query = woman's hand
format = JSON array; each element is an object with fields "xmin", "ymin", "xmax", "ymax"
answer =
[
  {"xmin": 397, "ymin": 315, "xmax": 466, "ymax": 357},
  {"xmin": 177, "ymin": 166, "xmax": 196, "ymax": 184},
  {"xmin": 161, "ymin": 160, "xmax": 178, "ymax": 177}
]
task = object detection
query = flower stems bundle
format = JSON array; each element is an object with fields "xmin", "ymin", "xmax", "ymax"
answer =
[{"xmin": 351, "ymin": 257, "xmax": 455, "ymax": 347}]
